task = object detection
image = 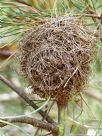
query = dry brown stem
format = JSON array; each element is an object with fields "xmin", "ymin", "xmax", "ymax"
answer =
[
  {"xmin": 84, "ymin": 13, "xmax": 102, "ymax": 20},
  {"xmin": 0, "ymin": 116, "xmax": 58, "ymax": 133},
  {"xmin": 0, "ymin": 74, "xmax": 55, "ymax": 124}
]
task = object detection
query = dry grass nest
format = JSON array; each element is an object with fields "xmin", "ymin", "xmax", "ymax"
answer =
[{"xmin": 17, "ymin": 15, "xmax": 96, "ymax": 104}]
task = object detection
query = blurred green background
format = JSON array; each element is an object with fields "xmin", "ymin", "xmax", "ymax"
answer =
[{"xmin": 0, "ymin": 0, "xmax": 102, "ymax": 135}]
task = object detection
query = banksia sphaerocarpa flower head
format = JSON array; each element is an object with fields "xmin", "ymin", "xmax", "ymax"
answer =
[{"xmin": 17, "ymin": 15, "xmax": 96, "ymax": 105}]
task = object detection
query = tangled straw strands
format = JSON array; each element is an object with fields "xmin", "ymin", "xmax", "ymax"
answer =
[{"xmin": 17, "ymin": 15, "xmax": 96, "ymax": 104}]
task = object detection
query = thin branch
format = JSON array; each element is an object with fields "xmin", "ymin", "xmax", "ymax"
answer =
[
  {"xmin": 0, "ymin": 116, "xmax": 58, "ymax": 134},
  {"xmin": 83, "ymin": 89, "xmax": 102, "ymax": 102},
  {"xmin": 84, "ymin": 13, "xmax": 102, "ymax": 20},
  {"xmin": 34, "ymin": 101, "xmax": 55, "ymax": 136},
  {"xmin": 0, "ymin": 74, "xmax": 55, "ymax": 124},
  {"xmin": 87, "ymin": 9, "xmax": 102, "ymax": 41}
]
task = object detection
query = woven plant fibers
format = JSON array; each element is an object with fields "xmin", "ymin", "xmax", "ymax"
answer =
[{"xmin": 17, "ymin": 15, "xmax": 96, "ymax": 104}]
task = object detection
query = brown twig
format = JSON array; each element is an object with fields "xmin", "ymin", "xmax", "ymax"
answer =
[
  {"xmin": 87, "ymin": 9, "xmax": 102, "ymax": 41},
  {"xmin": 84, "ymin": 13, "xmax": 102, "ymax": 20},
  {"xmin": 0, "ymin": 116, "xmax": 58, "ymax": 134},
  {"xmin": 0, "ymin": 74, "xmax": 55, "ymax": 124}
]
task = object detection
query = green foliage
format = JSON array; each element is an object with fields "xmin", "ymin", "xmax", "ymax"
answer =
[{"xmin": 0, "ymin": 0, "xmax": 101, "ymax": 39}]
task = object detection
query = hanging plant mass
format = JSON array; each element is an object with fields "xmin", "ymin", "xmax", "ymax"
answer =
[{"xmin": 17, "ymin": 15, "xmax": 96, "ymax": 105}]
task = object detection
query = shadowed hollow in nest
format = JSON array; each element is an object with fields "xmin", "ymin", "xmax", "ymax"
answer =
[{"xmin": 17, "ymin": 16, "xmax": 96, "ymax": 104}]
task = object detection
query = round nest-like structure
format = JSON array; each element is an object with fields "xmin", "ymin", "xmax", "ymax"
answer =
[{"xmin": 17, "ymin": 16, "xmax": 96, "ymax": 104}]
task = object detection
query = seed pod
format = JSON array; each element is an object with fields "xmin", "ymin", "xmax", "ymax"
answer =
[{"xmin": 17, "ymin": 15, "xmax": 96, "ymax": 105}]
